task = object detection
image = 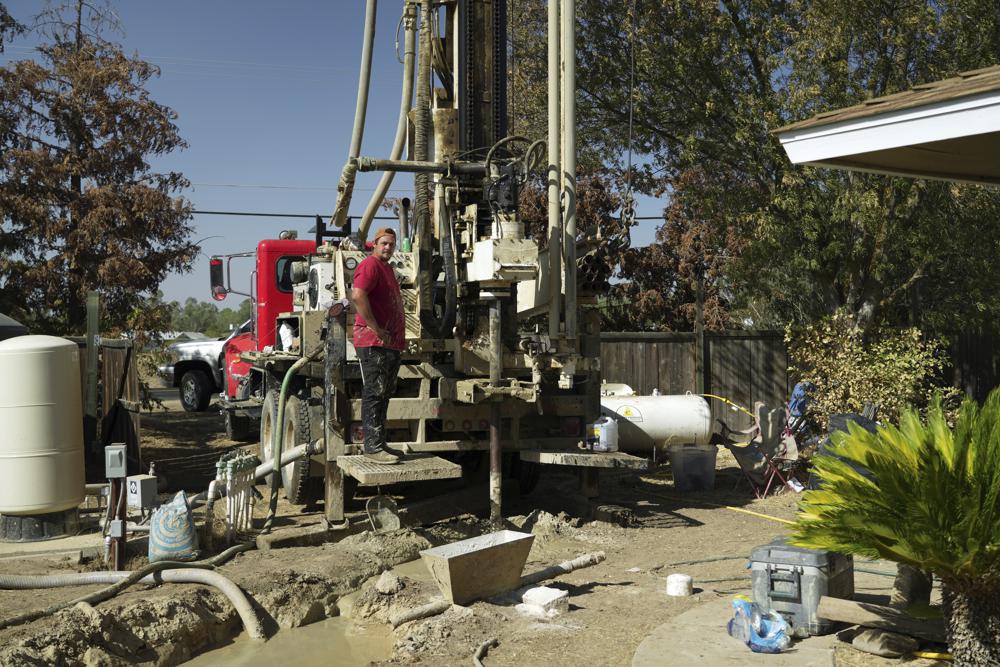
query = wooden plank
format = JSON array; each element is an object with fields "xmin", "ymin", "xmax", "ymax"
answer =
[
  {"xmin": 519, "ymin": 450, "xmax": 648, "ymax": 469},
  {"xmin": 817, "ymin": 596, "xmax": 946, "ymax": 643}
]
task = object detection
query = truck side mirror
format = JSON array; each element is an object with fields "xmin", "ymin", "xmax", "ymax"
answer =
[{"xmin": 210, "ymin": 257, "xmax": 228, "ymax": 301}]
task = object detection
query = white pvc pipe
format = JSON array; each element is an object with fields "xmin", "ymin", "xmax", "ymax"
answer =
[
  {"xmin": 188, "ymin": 441, "xmax": 322, "ymax": 510},
  {"xmin": 547, "ymin": 0, "xmax": 562, "ymax": 339}
]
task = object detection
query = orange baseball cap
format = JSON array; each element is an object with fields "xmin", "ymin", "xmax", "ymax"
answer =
[{"xmin": 371, "ymin": 227, "xmax": 396, "ymax": 243}]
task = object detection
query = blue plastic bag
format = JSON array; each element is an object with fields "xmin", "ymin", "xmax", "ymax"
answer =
[
  {"xmin": 149, "ymin": 491, "xmax": 199, "ymax": 562},
  {"xmin": 727, "ymin": 596, "xmax": 791, "ymax": 654}
]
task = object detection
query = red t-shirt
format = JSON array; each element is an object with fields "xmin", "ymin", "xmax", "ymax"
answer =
[{"xmin": 352, "ymin": 255, "xmax": 405, "ymax": 350}]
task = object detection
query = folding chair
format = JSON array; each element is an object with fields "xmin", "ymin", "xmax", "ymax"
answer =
[{"xmin": 719, "ymin": 402, "xmax": 802, "ymax": 499}]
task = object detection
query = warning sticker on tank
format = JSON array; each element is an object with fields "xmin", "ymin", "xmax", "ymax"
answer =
[{"xmin": 616, "ymin": 405, "xmax": 643, "ymax": 422}]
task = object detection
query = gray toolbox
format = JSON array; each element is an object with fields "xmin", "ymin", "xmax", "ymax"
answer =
[{"xmin": 750, "ymin": 537, "xmax": 854, "ymax": 636}]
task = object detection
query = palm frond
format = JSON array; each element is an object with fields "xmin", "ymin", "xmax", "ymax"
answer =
[{"xmin": 792, "ymin": 391, "xmax": 1000, "ymax": 585}]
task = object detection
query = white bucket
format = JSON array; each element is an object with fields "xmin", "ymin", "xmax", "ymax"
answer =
[
  {"xmin": 666, "ymin": 573, "xmax": 693, "ymax": 596},
  {"xmin": 588, "ymin": 416, "xmax": 619, "ymax": 452}
]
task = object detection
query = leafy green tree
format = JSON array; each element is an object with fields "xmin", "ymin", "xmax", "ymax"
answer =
[
  {"xmin": 787, "ymin": 311, "xmax": 960, "ymax": 427},
  {"xmin": 0, "ymin": 1, "xmax": 194, "ymax": 335},
  {"xmin": 167, "ymin": 297, "xmax": 252, "ymax": 338},
  {"xmin": 794, "ymin": 394, "xmax": 1000, "ymax": 665},
  {"xmin": 511, "ymin": 0, "xmax": 1000, "ymax": 333}
]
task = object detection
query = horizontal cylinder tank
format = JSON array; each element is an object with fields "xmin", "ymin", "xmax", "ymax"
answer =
[
  {"xmin": 600, "ymin": 393, "xmax": 712, "ymax": 452},
  {"xmin": 0, "ymin": 335, "xmax": 85, "ymax": 515}
]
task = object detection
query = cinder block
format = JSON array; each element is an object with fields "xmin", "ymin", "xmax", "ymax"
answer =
[{"xmin": 521, "ymin": 586, "xmax": 569, "ymax": 614}]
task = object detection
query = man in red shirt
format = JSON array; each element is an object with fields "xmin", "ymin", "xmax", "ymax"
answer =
[{"xmin": 352, "ymin": 227, "xmax": 406, "ymax": 464}]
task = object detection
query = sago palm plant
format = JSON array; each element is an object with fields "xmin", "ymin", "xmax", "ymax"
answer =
[{"xmin": 792, "ymin": 392, "xmax": 1000, "ymax": 666}]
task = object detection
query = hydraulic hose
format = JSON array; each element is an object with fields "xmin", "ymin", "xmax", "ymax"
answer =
[
  {"xmin": 263, "ymin": 345, "xmax": 325, "ymax": 533},
  {"xmin": 414, "ymin": 0, "xmax": 433, "ymax": 329},
  {"xmin": 419, "ymin": 187, "xmax": 458, "ymax": 338},
  {"xmin": 359, "ymin": 3, "xmax": 416, "ymax": 244},
  {"xmin": 331, "ymin": 0, "xmax": 378, "ymax": 229},
  {"xmin": 0, "ymin": 544, "xmax": 261, "ymax": 638}
]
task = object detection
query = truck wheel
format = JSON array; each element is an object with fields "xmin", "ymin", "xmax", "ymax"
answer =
[
  {"xmin": 280, "ymin": 394, "xmax": 318, "ymax": 505},
  {"xmin": 180, "ymin": 370, "xmax": 212, "ymax": 412},
  {"xmin": 225, "ymin": 411, "xmax": 254, "ymax": 442},
  {"xmin": 259, "ymin": 391, "xmax": 279, "ymax": 489}
]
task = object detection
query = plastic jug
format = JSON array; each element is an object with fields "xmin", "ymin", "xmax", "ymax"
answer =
[{"xmin": 588, "ymin": 416, "xmax": 619, "ymax": 452}]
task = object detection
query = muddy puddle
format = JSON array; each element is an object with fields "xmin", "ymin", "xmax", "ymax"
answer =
[{"xmin": 184, "ymin": 559, "xmax": 436, "ymax": 666}]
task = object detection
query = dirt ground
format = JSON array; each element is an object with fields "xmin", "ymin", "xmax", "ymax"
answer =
[{"xmin": 0, "ymin": 399, "xmax": 945, "ymax": 666}]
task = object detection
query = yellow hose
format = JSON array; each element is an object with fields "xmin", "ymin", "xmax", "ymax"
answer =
[
  {"xmin": 913, "ymin": 651, "xmax": 951, "ymax": 661},
  {"xmin": 701, "ymin": 393, "xmax": 755, "ymax": 419},
  {"xmin": 723, "ymin": 506, "xmax": 796, "ymax": 525},
  {"xmin": 643, "ymin": 488, "xmax": 797, "ymax": 526}
]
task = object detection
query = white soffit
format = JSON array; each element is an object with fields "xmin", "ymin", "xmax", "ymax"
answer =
[{"xmin": 777, "ymin": 90, "xmax": 1000, "ymax": 185}]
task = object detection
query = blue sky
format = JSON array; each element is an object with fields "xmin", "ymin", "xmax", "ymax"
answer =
[{"xmin": 2, "ymin": 1, "xmax": 665, "ymax": 305}]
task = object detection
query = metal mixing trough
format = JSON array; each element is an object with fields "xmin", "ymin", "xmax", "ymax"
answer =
[{"xmin": 420, "ymin": 530, "xmax": 534, "ymax": 605}]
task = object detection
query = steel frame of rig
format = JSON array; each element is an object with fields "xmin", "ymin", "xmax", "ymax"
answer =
[{"xmin": 223, "ymin": 0, "xmax": 645, "ymax": 529}]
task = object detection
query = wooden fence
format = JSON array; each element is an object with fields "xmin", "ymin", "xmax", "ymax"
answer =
[
  {"xmin": 78, "ymin": 339, "xmax": 141, "ymax": 474},
  {"xmin": 600, "ymin": 331, "xmax": 788, "ymax": 429}
]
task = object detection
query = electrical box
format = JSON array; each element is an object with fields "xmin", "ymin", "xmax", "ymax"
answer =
[
  {"xmin": 126, "ymin": 474, "xmax": 158, "ymax": 509},
  {"xmin": 105, "ymin": 444, "xmax": 127, "ymax": 479}
]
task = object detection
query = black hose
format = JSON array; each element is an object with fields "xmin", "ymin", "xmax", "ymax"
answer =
[{"xmin": 420, "ymin": 209, "xmax": 458, "ymax": 338}]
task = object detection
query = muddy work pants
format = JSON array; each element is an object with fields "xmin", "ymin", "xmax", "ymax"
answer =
[{"xmin": 357, "ymin": 346, "xmax": 401, "ymax": 454}]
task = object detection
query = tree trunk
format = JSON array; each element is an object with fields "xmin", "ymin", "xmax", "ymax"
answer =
[{"xmin": 942, "ymin": 580, "xmax": 1000, "ymax": 666}]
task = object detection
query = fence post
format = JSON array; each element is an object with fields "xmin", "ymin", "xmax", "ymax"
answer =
[
  {"xmin": 694, "ymin": 275, "xmax": 705, "ymax": 394},
  {"xmin": 85, "ymin": 291, "xmax": 100, "ymax": 456}
]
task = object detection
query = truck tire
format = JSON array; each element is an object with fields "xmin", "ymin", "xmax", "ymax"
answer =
[
  {"xmin": 260, "ymin": 391, "xmax": 316, "ymax": 505},
  {"xmin": 180, "ymin": 369, "xmax": 212, "ymax": 412},
  {"xmin": 259, "ymin": 390, "xmax": 278, "ymax": 489},
  {"xmin": 280, "ymin": 394, "xmax": 317, "ymax": 505}
]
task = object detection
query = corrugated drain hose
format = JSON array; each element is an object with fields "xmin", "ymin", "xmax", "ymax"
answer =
[{"xmin": 0, "ymin": 543, "xmax": 263, "ymax": 639}]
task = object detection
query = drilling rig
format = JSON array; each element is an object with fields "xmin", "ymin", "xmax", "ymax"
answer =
[{"xmin": 211, "ymin": 0, "xmax": 646, "ymax": 528}]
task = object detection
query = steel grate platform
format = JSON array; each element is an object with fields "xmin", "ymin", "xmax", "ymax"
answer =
[{"xmin": 337, "ymin": 454, "xmax": 463, "ymax": 486}]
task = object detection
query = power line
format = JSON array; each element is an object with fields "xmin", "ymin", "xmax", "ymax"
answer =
[
  {"xmin": 192, "ymin": 210, "xmax": 396, "ymax": 220},
  {"xmin": 189, "ymin": 182, "xmax": 411, "ymax": 193}
]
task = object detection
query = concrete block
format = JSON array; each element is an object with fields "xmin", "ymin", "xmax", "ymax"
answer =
[{"xmin": 521, "ymin": 586, "xmax": 569, "ymax": 615}]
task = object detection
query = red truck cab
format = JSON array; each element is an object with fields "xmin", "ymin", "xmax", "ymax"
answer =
[{"xmin": 212, "ymin": 238, "xmax": 317, "ymax": 400}]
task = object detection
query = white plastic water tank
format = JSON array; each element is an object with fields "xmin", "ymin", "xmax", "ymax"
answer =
[
  {"xmin": 0, "ymin": 335, "xmax": 85, "ymax": 515},
  {"xmin": 600, "ymin": 393, "xmax": 712, "ymax": 452}
]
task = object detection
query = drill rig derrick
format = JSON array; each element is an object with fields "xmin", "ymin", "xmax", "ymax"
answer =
[{"xmin": 256, "ymin": 0, "xmax": 629, "ymax": 530}]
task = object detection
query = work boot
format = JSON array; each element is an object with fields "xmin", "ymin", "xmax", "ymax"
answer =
[
  {"xmin": 382, "ymin": 444, "xmax": 406, "ymax": 458},
  {"xmin": 363, "ymin": 449, "xmax": 400, "ymax": 465}
]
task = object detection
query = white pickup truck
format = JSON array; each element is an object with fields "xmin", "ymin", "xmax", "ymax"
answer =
[
  {"xmin": 157, "ymin": 337, "xmax": 225, "ymax": 412},
  {"xmin": 157, "ymin": 320, "xmax": 251, "ymax": 412}
]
